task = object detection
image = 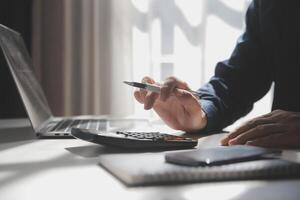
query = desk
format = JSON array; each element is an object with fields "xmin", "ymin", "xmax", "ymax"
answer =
[{"xmin": 1, "ymin": 119, "xmax": 300, "ymax": 200}]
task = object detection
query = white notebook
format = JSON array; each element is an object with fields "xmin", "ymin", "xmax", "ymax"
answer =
[{"xmin": 98, "ymin": 152, "xmax": 300, "ymax": 186}]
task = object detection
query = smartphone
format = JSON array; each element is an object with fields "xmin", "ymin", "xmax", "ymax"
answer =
[{"xmin": 165, "ymin": 145, "xmax": 276, "ymax": 166}]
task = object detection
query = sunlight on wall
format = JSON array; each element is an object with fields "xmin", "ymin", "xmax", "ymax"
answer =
[
  {"xmin": 204, "ymin": 15, "xmax": 241, "ymax": 81},
  {"xmin": 151, "ymin": 19, "xmax": 162, "ymax": 81},
  {"xmin": 131, "ymin": 0, "xmax": 149, "ymax": 13},
  {"xmin": 222, "ymin": 0, "xmax": 249, "ymax": 11},
  {"xmin": 132, "ymin": 26, "xmax": 151, "ymax": 117},
  {"xmin": 175, "ymin": 0, "xmax": 203, "ymax": 26},
  {"xmin": 174, "ymin": 25, "xmax": 202, "ymax": 88}
]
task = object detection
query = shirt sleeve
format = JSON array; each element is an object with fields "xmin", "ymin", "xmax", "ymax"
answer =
[{"xmin": 198, "ymin": 0, "xmax": 273, "ymax": 132}]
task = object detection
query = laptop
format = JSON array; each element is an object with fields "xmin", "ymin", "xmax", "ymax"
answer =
[{"xmin": 0, "ymin": 24, "xmax": 140, "ymax": 138}]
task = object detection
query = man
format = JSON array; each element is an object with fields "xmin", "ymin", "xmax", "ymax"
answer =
[{"xmin": 134, "ymin": 0, "xmax": 300, "ymax": 149}]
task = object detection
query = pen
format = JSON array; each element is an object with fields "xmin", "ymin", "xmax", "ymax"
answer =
[{"xmin": 123, "ymin": 81, "xmax": 201, "ymax": 96}]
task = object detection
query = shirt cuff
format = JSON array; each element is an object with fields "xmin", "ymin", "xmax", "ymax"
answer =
[{"xmin": 198, "ymin": 99, "xmax": 222, "ymax": 133}]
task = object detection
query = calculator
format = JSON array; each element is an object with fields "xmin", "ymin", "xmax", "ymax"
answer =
[{"xmin": 71, "ymin": 128, "xmax": 198, "ymax": 149}]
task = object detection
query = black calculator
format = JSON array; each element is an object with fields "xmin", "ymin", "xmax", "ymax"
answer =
[{"xmin": 71, "ymin": 128, "xmax": 198, "ymax": 149}]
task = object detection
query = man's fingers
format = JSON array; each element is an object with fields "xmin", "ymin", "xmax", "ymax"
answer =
[
  {"xmin": 221, "ymin": 117, "xmax": 274, "ymax": 145},
  {"xmin": 174, "ymin": 89, "xmax": 201, "ymax": 114},
  {"xmin": 144, "ymin": 92, "xmax": 159, "ymax": 110},
  {"xmin": 233, "ymin": 118, "xmax": 273, "ymax": 136},
  {"xmin": 160, "ymin": 76, "xmax": 190, "ymax": 101},
  {"xmin": 134, "ymin": 90, "xmax": 145, "ymax": 104},
  {"xmin": 140, "ymin": 76, "xmax": 161, "ymax": 110},
  {"xmin": 246, "ymin": 132, "xmax": 300, "ymax": 148},
  {"xmin": 227, "ymin": 124, "xmax": 286, "ymax": 145},
  {"xmin": 140, "ymin": 76, "xmax": 155, "ymax": 97},
  {"xmin": 140, "ymin": 76, "xmax": 155, "ymax": 96},
  {"xmin": 174, "ymin": 89, "xmax": 205, "ymax": 131},
  {"xmin": 142, "ymin": 76, "xmax": 155, "ymax": 84}
]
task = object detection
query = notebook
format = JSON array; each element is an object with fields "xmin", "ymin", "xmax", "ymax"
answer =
[{"xmin": 98, "ymin": 152, "xmax": 300, "ymax": 186}]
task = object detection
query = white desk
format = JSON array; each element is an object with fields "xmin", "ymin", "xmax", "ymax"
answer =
[{"xmin": 1, "ymin": 119, "xmax": 300, "ymax": 200}]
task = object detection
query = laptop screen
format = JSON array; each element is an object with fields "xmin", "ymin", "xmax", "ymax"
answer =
[{"xmin": 0, "ymin": 25, "xmax": 52, "ymax": 131}]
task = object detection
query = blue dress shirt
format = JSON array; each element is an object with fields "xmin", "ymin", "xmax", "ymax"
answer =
[{"xmin": 198, "ymin": 0, "xmax": 300, "ymax": 132}]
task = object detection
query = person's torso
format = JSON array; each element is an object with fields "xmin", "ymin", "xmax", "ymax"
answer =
[{"xmin": 259, "ymin": 0, "xmax": 300, "ymax": 111}]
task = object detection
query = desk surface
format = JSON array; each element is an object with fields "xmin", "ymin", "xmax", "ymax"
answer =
[{"xmin": 1, "ymin": 119, "xmax": 300, "ymax": 200}]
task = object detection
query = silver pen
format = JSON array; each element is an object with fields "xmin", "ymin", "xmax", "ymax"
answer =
[{"xmin": 123, "ymin": 81, "xmax": 201, "ymax": 96}]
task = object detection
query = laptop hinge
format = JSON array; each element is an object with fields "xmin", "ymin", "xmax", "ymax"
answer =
[{"xmin": 36, "ymin": 117, "xmax": 55, "ymax": 134}]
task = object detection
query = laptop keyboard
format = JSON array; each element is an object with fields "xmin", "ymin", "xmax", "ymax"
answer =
[{"xmin": 50, "ymin": 119, "xmax": 106, "ymax": 133}]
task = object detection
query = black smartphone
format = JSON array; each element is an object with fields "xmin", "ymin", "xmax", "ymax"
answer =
[{"xmin": 165, "ymin": 145, "xmax": 276, "ymax": 166}]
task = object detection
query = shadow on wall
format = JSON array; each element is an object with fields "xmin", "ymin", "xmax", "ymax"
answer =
[{"xmin": 131, "ymin": 0, "xmax": 246, "ymax": 81}]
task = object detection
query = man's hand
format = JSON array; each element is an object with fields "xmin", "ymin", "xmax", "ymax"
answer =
[
  {"xmin": 220, "ymin": 110, "xmax": 300, "ymax": 148},
  {"xmin": 134, "ymin": 76, "xmax": 207, "ymax": 132}
]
